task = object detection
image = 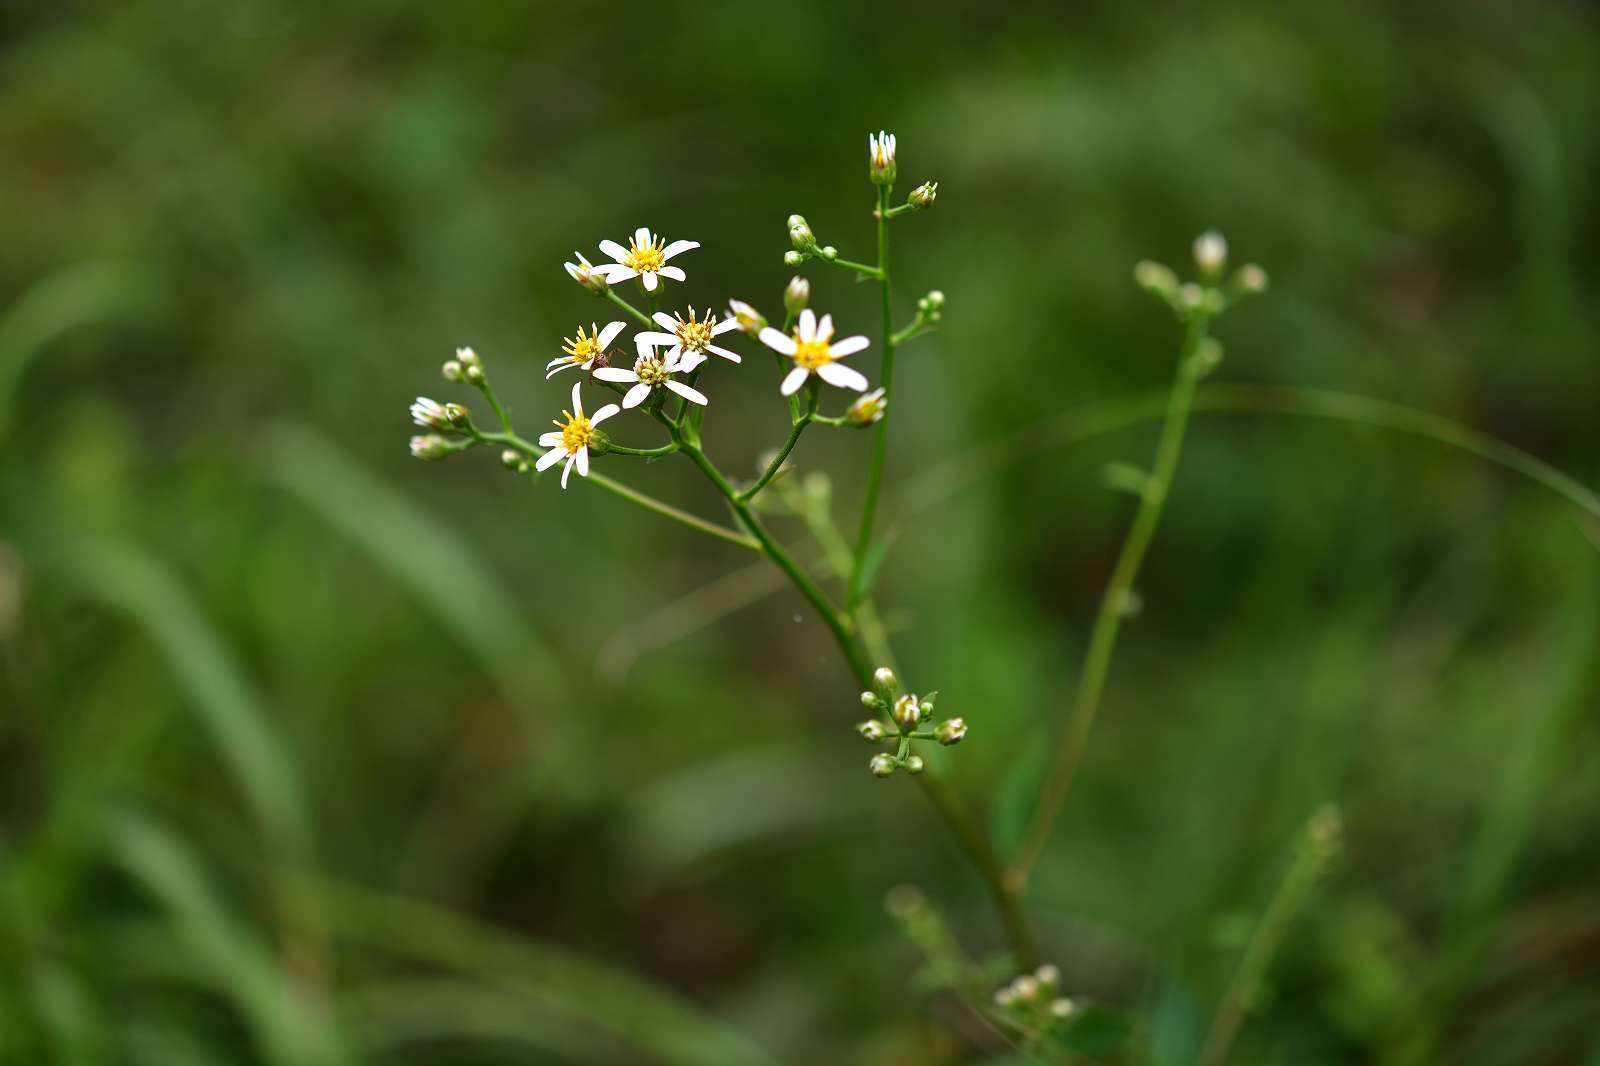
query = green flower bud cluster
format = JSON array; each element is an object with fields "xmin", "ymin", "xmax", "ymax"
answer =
[
  {"xmin": 854, "ymin": 666, "xmax": 967, "ymax": 778},
  {"xmin": 992, "ymin": 963, "xmax": 1078, "ymax": 1031},
  {"xmin": 1133, "ymin": 231, "xmax": 1267, "ymax": 333}
]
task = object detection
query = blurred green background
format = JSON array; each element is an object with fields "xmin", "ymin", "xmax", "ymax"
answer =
[{"xmin": 3, "ymin": 1, "xmax": 1599, "ymax": 1063}]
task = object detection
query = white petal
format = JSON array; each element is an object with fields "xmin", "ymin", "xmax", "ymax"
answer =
[
  {"xmin": 537, "ymin": 432, "xmax": 563, "ymax": 447},
  {"xmin": 569, "ymin": 381, "xmax": 584, "ymax": 415},
  {"xmin": 535, "ymin": 448, "xmax": 565, "ymax": 472},
  {"xmin": 633, "ymin": 226, "xmax": 651, "ymax": 248},
  {"xmin": 780, "ymin": 366, "xmax": 810, "ymax": 396},
  {"xmin": 677, "ymin": 351, "xmax": 707, "ymax": 372},
  {"xmin": 595, "ymin": 265, "xmax": 638, "ymax": 283},
  {"xmin": 817, "ymin": 362, "xmax": 869, "ymax": 391},
  {"xmin": 590, "ymin": 403, "xmax": 620, "ymax": 425},
  {"xmin": 545, "ymin": 360, "xmax": 573, "ymax": 379},
  {"xmin": 657, "ymin": 266, "xmax": 686, "ymax": 282},
  {"xmin": 666, "ymin": 344, "xmax": 684, "ymax": 362},
  {"xmin": 597, "ymin": 321, "xmax": 627, "ymax": 349},
  {"xmin": 817, "ymin": 313, "xmax": 834, "ymax": 341},
  {"xmin": 646, "ymin": 311, "xmax": 672, "ymax": 330},
  {"xmin": 561, "ymin": 453, "xmax": 576, "ymax": 488},
  {"xmin": 706, "ymin": 344, "xmax": 742, "ymax": 363},
  {"xmin": 592, "ymin": 367, "xmax": 638, "ymax": 383},
  {"xmin": 759, "ymin": 327, "xmax": 797, "ymax": 355},
  {"xmin": 798, "ymin": 309, "xmax": 816, "ymax": 341},
  {"xmin": 598, "ymin": 239, "xmax": 630, "ymax": 262},
  {"xmin": 660, "ymin": 239, "xmax": 698, "ymax": 261},
  {"xmin": 828, "ymin": 335, "xmax": 870, "ymax": 358},
  {"xmin": 623, "ymin": 383, "xmax": 652, "ymax": 408},
  {"xmin": 665, "ymin": 379, "xmax": 708, "ymax": 405},
  {"xmin": 636, "ymin": 331, "xmax": 678, "ymax": 345},
  {"xmin": 575, "ymin": 446, "xmax": 589, "ymax": 478},
  {"xmin": 712, "ymin": 317, "xmax": 741, "ymax": 335},
  {"xmin": 564, "ymin": 262, "xmax": 581, "ymax": 280},
  {"xmin": 641, "ymin": 271, "xmax": 659, "ymax": 292}
]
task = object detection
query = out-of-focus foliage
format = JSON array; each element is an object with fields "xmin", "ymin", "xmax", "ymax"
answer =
[{"xmin": 2, "ymin": 1, "xmax": 1598, "ymax": 1062}]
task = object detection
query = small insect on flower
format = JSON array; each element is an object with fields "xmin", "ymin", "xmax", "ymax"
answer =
[
  {"xmin": 593, "ymin": 336, "xmax": 709, "ymax": 410},
  {"xmin": 726, "ymin": 299, "xmax": 766, "ymax": 335},
  {"xmin": 547, "ymin": 321, "xmax": 626, "ymax": 379},
  {"xmin": 636, "ymin": 308, "xmax": 743, "ymax": 369},
  {"xmin": 535, "ymin": 381, "xmax": 620, "ymax": 488},
  {"xmin": 869, "ymin": 130, "xmax": 897, "ymax": 185},
  {"xmin": 593, "ymin": 227, "xmax": 698, "ymax": 293},
  {"xmin": 759, "ymin": 309, "xmax": 871, "ymax": 396}
]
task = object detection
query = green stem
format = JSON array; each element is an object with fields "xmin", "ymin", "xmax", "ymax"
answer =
[
  {"xmin": 604, "ymin": 441, "xmax": 678, "ymax": 458},
  {"xmin": 603, "ymin": 289, "xmax": 655, "ymax": 329},
  {"xmin": 1007, "ymin": 314, "xmax": 1212, "ymax": 887},
  {"xmin": 740, "ymin": 418, "xmax": 810, "ymax": 502},
  {"xmin": 821, "ymin": 255, "xmax": 882, "ymax": 279},
  {"xmin": 847, "ymin": 185, "xmax": 895, "ymax": 609}
]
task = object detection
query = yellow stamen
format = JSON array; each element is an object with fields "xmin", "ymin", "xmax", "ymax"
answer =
[
  {"xmin": 624, "ymin": 236, "xmax": 666, "ymax": 273},
  {"xmin": 553, "ymin": 410, "xmax": 593, "ymax": 454},
  {"xmin": 792, "ymin": 336, "xmax": 833, "ymax": 370},
  {"xmin": 673, "ymin": 308, "xmax": 716, "ymax": 352},
  {"xmin": 562, "ymin": 324, "xmax": 604, "ymax": 364}
]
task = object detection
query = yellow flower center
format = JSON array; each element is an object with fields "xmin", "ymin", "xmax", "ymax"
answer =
[
  {"xmin": 793, "ymin": 337, "xmax": 833, "ymax": 370},
  {"xmin": 634, "ymin": 353, "xmax": 668, "ymax": 385},
  {"xmin": 554, "ymin": 410, "xmax": 594, "ymax": 454},
  {"xmin": 624, "ymin": 237, "xmax": 666, "ymax": 273},
  {"xmin": 562, "ymin": 324, "xmax": 604, "ymax": 364},
  {"xmin": 673, "ymin": 309, "xmax": 716, "ymax": 352}
]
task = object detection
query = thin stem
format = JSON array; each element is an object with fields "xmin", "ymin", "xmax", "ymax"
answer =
[
  {"xmin": 740, "ymin": 418, "xmax": 810, "ymax": 502},
  {"xmin": 1197, "ymin": 806, "xmax": 1340, "ymax": 1066},
  {"xmin": 820, "ymin": 254, "xmax": 882, "ymax": 279},
  {"xmin": 1008, "ymin": 314, "xmax": 1212, "ymax": 887},
  {"xmin": 605, "ymin": 441, "xmax": 678, "ymax": 458},
  {"xmin": 478, "ymin": 429, "xmax": 756, "ymax": 550},
  {"xmin": 603, "ymin": 288, "xmax": 655, "ymax": 329},
  {"xmin": 847, "ymin": 184, "xmax": 895, "ymax": 609}
]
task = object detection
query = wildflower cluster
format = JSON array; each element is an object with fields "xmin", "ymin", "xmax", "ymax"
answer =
[{"xmin": 856, "ymin": 666, "xmax": 965, "ymax": 778}]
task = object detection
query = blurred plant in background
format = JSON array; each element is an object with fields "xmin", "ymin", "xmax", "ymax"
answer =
[{"xmin": 3, "ymin": 2, "xmax": 1599, "ymax": 1063}]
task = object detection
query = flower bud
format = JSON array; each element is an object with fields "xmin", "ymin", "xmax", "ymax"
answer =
[
  {"xmin": 1235, "ymin": 263, "xmax": 1269, "ymax": 295},
  {"xmin": 409, "ymin": 434, "xmax": 450, "ymax": 460},
  {"xmin": 918, "ymin": 290, "xmax": 945, "ymax": 313},
  {"xmin": 868, "ymin": 130, "xmax": 897, "ymax": 186},
  {"xmin": 869, "ymin": 753, "xmax": 896, "ymax": 778},
  {"xmin": 727, "ymin": 299, "xmax": 766, "ymax": 335},
  {"xmin": 1010, "ymin": 975, "xmax": 1040, "ymax": 1002},
  {"xmin": 1035, "ymin": 963, "xmax": 1060, "ymax": 989},
  {"xmin": 860, "ymin": 690, "xmax": 881, "ymax": 709},
  {"xmin": 443, "ymin": 402, "xmax": 471, "ymax": 427},
  {"xmin": 935, "ymin": 717, "xmax": 967, "ymax": 746},
  {"xmin": 788, "ymin": 220, "xmax": 815, "ymax": 250},
  {"xmin": 848, "ymin": 388, "xmax": 887, "ymax": 426},
  {"xmin": 994, "ymin": 987, "xmax": 1015, "ymax": 1009},
  {"xmin": 1133, "ymin": 261, "xmax": 1178, "ymax": 301},
  {"xmin": 455, "ymin": 346, "xmax": 481, "ymax": 370},
  {"xmin": 1193, "ymin": 230, "xmax": 1228, "ymax": 280},
  {"xmin": 904, "ymin": 754, "xmax": 925, "ymax": 774},
  {"xmin": 584, "ymin": 427, "xmax": 611, "ymax": 456},
  {"xmin": 1049, "ymin": 997, "xmax": 1077, "ymax": 1019},
  {"xmin": 871, "ymin": 666, "xmax": 898, "ymax": 699},
  {"xmin": 857, "ymin": 719, "xmax": 887, "ymax": 742},
  {"xmin": 818, "ymin": 245, "xmax": 838, "ymax": 261},
  {"xmin": 783, "ymin": 250, "xmax": 805, "ymax": 267},
  {"xmin": 1178, "ymin": 282, "xmax": 1204, "ymax": 311},
  {"xmin": 441, "ymin": 360, "xmax": 463, "ymax": 382},
  {"xmin": 893, "ymin": 693, "xmax": 921, "ymax": 730},
  {"xmin": 1190, "ymin": 337, "xmax": 1223, "ymax": 376},
  {"xmin": 501, "ymin": 449, "xmax": 521, "ymax": 470},
  {"xmin": 786, "ymin": 213, "xmax": 808, "ymax": 230},
  {"xmin": 410, "ymin": 397, "xmax": 451, "ymax": 430},
  {"xmin": 784, "ymin": 276, "xmax": 810, "ymax": 314},
  {"xmin": 908, "ymin": 181, "xmax": 937, "ymax": 209},
  {"xmin": 464, "ymin": 363, "xmax": 485, "ymax": 385}
]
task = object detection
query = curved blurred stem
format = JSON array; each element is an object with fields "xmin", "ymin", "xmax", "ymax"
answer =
[
  {"xmin": 847, "ymin": 185, "xmax": 895, "ymax": 610},
  {"xmin": 1008, "ymin": 315, "xmax": 1212, "ymax": 887}
]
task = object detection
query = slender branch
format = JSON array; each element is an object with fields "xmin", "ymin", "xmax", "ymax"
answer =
[
  {"xmin": 820, "ymin": 254, "xmax": 882, "ymax": 279},
  {"xmin": 740, "ymin": 418, "xmax": 810, "ymax": 502},
  {"xmin": 603, "ymin": 288, "xmax": 655, "ymax": 329},
  {"xmin": 847, "ymin": 185, "xmax": 895, "ymax": 609},
  {"xmin": 605, "ymin": 441, "xmax": 679, "ymax": 458},
  {"xmin": 1007, "ymin": 314, "xmax": 1212, "ymax": 887}
]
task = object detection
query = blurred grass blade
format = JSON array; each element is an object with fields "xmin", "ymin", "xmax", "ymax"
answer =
[
  {"xmin": 299, "ymin": 872, "xmax": 784, "ymax": 1066},
  {"xmin": 0, "ymin": 260, "xmax": 158, "ymax": 437},
  {"xmin": 64, "ymin": 539, "xmax": 309, "ymax": 854},
  {"xmin": 262, "ymin": 422, "xmax": 571, "ymax": 708},
  {"xmin": 351, "ymin": 978, "xmax": 608, "ymax": 1060},
  {"xmin": 112, "ymin": 814, "xmax": 348, "ymax": 1066}
]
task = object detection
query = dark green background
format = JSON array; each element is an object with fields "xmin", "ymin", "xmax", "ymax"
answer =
[{"xmin": 3, "ymin": 2, "xmax": 1598, "ymax": 1062}]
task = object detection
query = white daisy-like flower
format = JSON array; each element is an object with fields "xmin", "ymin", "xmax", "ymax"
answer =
[
  {"xmin": 870, "ymin": 130, "xmax": 896, "ymax": 168},
  {"xmin": 758, "ymin": 309, "xmax": 871, "ymax": 395},
  {"xmin": 410, "ymin": 396, "xmax": 450, "ymax": 429},
  {"xmin": 726, "ymin": 299, "xmax": 766, "ymax": 335},
  {"xmin": 594, "ymin": 336, "xmax": 709, "ymax": 410},
  {"xmin": 635, "ymin": 307, "xmax": 742, "ymax": 370},
  {"xmin": 546, "ymin": 321, "xmax": 625, "ymax": 379},
  {"xmin": 593, "ymin": 227, "xmax": 698, "ymax": 293},
  {"xmin": 535, "ymin": 381, "xmax": 620, "ymax": 488},
  {"xmin": 564, "ymin": 252, "xmax": 597, "ymax": 286}
]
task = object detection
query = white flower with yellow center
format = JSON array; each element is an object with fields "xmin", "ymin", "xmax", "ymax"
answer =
[
  {"xmin": 758, "ymin": 309, "xmax": 870, "ymax": 395},
  {"xmin": 564, "ymin": 251, "xmax": 597, "ymax": 286},
  {"xmin": 593, "ymin": 227, "xmax": 698, "ymax": 293},
  {"xmin": 636, "ymin": 307, "xmax": 742, "ymax": 370},
  {"xmin": 726, "ymin": 299, "xmax": 766, "ymax": 335},
  {"xmin": 546, "ymin": 321, "xmax": 625, "ymax": 379},
  {"xmin": 593, "ymin": 336, "xmax": 708, "ymax": 410},
  {"xmin": 535, "ymin": 381, "xmax": 620, "ymax": 488}
]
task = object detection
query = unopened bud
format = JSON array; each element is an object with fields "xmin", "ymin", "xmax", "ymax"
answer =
[
  {"xmin": 584, "ymin": 427, "xmax": 611, "ymax": 456},
  {"xmin": 868, "ymin": 130, "xmax": 897, "ymax": 186},
  {"xmin": 1191, "ymin": 337, "xmax": 1223, "ymax": 376},
  {"xmin": 788, "ymin": 220, "xmax": 815, "ymax": 250},
  {"xmin": 893, "ymin": 694, "xmax": 921, "ymax": 730},
  {"xmin": 409, "ymin": 434, "xmax": 450, "ymax": 460},
  {"xmin": 1035, "ymin": 963, "xmax": 1060, "ymax": 987},
  {"xmin": 501, "ymin": 449, "xmax": 521, "ymax": 470},
  {"xmin": 848, "ymin": 388, "xmax": 887, "ymax": 426},
  {"xmin": 860, "ymin": 690, "xmax": 881, "ymax": 709},
  {"xmin": 1133, "ymin": 261, "xmax": 1178, "ymax": 301},
  {"xmin": 1193, "ymin": 230, "xmax": 1228, "ymax": 279},
  {"xmin": 727, "ymin": 299, "xmax": 766, "ymax": 335},
  {"xmin": 908, "ymin": 181, "xmax": 937, "ymax": 209},
  {"xmin": 1010, "ymin": 975, "xmax": 1040, "ymax": 1002},
  {"xmin": 904, "ymin": 754, "xmax": 925, "ymax": 774},
  {"xmin": 1178, "ymin": 283, "xmax": 1205, "ymax": 311},
  {"xmin": 918, "ymin": 290, "xmax": 945, "ymax": 313},
  {"xmin": 455, "ymin": 347, "xmax": 481, "ymax": 370},
  {"xmin": 441, "ymin": 360, "xmax": 463, "ymax": 382},
  {"xmin": 994, "ymin": 988, "xmax": 1016, "ymax": 1009},
  {"xmin": 818, "ymin": 245, "xmax": 838, "ymax": 261},
  {"xmin": 464, "ymin": 364, "xmax": 485, "ymax": 385},
  {"xmin": 409, "ymin": 397, "xmax": 451, "ymax": 430},
  {"xmin": 869, "ymin": 753, "xmax": 896, "ymax": 778},
  {"xmin": 857, "ymin": 719, "xmax": 887, "ymax": 742},
  {"xmin": 783, "ymin": 250, "xmax": 805, "ymax": 267},
  {"xmin": 935, "ymin": 717, "xmax": 967, "ymax": 746},
  {"xmin": 1235, "ymin": 263, "xmax": 1269, "ymax": 295},
  {"xmin": 871, "ymin": 666, "xmax": 898, "ymax": 699},
  {"xmin": 784, "ymin": 276, "xmax": 810, "ymax": 314},
  {"xmin": 1049, "ymin": 997, "xmax": 1077, "ymax": 1019},
  {"xmin": 443, "ymin": 402, "xmax": 471, "ymax": 427}
]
